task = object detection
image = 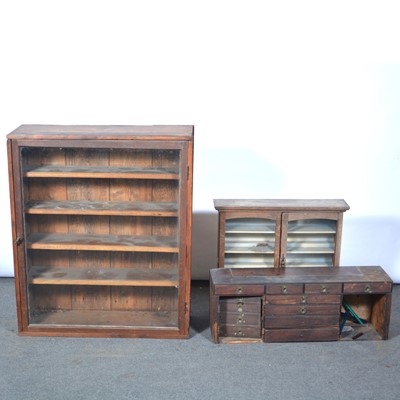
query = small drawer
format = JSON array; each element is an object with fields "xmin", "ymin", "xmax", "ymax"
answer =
[
  {"xmin": 343, "ymin": 282, "xmax": 392, "ymax": 294},
  {"xmin": 265, "ymin": 284, "xmax": 303, "ymax": 295},
  {"xmin": 264, "ymin": 294, "xmax": 341, "ymax": 305},
  {"xmin": 305, "ymin": 283, "xmax": 342, "ymax": 294},
  {"xmin": 214, "ymin": 284, "xmax": 264, "ymax": 296},
  {"xmin": 219, "ymin": 324, "xmax": 261, "ymax": 338},
  {"xmin": 264, "ymin": 315, "xmax": 339, "ymax": 329},
  {"xmin": 264, "ymin": 303, "xmax": 340, "ymax": 316},
  {"xmin": 219, "ymin": 297, "xmax": 261, "ymax": 313},
  {"xmin": 219, "ymin": 312, "xmax": 260, "ymax": 325},
  {"xmin": 264, "ymin": 327, "xmax": 339, "ymax": 342}
]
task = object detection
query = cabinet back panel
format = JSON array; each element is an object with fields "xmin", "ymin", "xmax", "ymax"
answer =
[{"xmin": 30, "ymin": 285, "xmax": 178, "ymax": 313}]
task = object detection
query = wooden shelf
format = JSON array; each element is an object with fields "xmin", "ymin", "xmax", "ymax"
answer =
[
  {"xmin": 286, "ymin": 243, "xmax": 335, "ymax": 254},
  {"xmin": 27, "ymin": 233, "xmax": 179, "ymax": 253},
  {"xmin": 30, "ymin": 309, "xmax": 179, "ymax": 329},
  {"xmin": 25, "ymin": 200, "xmax": 178, "ymax": 217},
  {"xmin": 225, "ymin": 248, "xmax": 275, "ymax": 254},
  {"xmin": 23, "ymin": 165, "xmax": 179, "ymax": 180},
  {"xmin": 29, "ymin": 266, "xmax": 179, "ymax": 287},
  {"xmin": 225, "ymin": 221, "xmax": 276, "ymax": 234}
]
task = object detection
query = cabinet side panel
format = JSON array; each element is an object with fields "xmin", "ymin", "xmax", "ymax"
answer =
[
  {"xmin": 371, "ymin": 293, "xmax": 391, "ymax": 340},
  {"xmin": 333, "ymin": 213, "xmax": 343, "ymax": 265},
  {"xmin": 8, "ymin": 140, "xmax": 25, "ymax": 330},
  {"xmin": 109, "ymin": 149, "xmax": 153, "ymax": 310},
  {"xmin": 66, "ymin": 149, "xmax": 111, "ymax": 311}
]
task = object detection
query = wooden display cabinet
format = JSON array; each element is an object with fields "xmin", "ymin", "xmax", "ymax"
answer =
[
  {"xmin": 210, "ymin": 266, "xmax": 392, "ymax": 344},
  {"xmin": 7, "ymin": 125, "xmax": 193, "ymax": 338},
  {"xmin": 214, "ymin": 199, "xmax": 350, "ymax": 269}
]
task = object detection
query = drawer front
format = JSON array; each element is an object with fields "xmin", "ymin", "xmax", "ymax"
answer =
[
  {"xmin": 343, "ymin": 282, "xmax": 392, "ymax": 294},
  {"xmin": 219, "ymin": 297, "xmax": 261, "ymax": 314},
  {"xmin": 265, "ymin": 284, "xmax": 304, "ymax": 295},
  {"xmin": 214, "ymin": 284, "xmax": 264, "ymax": 296},
  {"xmin": 304, "ymin": 283, "xmax": 342, "ymax": 294},
  {"xmin": 265, "ymin": 294, "xmax": 341, "ymax": 305},
  {"xmin": 219, "ymin": 324, "xmax": 261, "ymax": 338},
  {"xmin": 219, "ymin": 312, "xmax": 260, "ymax": 326},
  {"xmin": 264, "ymin": 315, "xmax": 339, "ymax": 329},
  {"xmin": 264, "ymin": 304, "xmax": 340, "ymax": 316},
  {"xmin": 264, "ymin": 327, "xmax": 339, "ymax": 342}
]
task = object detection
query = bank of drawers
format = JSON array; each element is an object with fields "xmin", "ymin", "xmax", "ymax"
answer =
[
  {"xmin": 263, "ymin": 283, "xmax": 341, "ymax": 342},
  {"xmin": 218, "ymin": 297, "xmax": 262, "ymax": 339},
  {"xmin": 212, "ymin": 275, "xmax": 392, "ymax": 343}
]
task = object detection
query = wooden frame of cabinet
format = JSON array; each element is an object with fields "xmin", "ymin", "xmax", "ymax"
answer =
[
  {"xmin": 210, "ymin": 266, "xmax": 392, "ymax": 344},
  {"xmin": 214, "ymin": 199, "xmax": 350, "ymax": 269},
  {"xmin": 7, "ymin": 125, "xmax": 193, "ymax": 338}
]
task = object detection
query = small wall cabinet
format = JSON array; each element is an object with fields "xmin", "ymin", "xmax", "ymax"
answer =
[
  {"xmin": 210, "ymin": 266, "xmax": 392, "ymax": 344},
  {"xmin": 214, "ymin": 199, "xmax": 350, "ymax": 269},
  {"xmin": 7, "ymin": 125, "xmax": 193, "ymax": 338}
]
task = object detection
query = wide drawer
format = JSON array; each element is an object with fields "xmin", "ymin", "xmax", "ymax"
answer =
[
  {"xmin": 219, "ymin": 312, "xmax": 260, "ymax": 325},
  {"xmin": 219, "ymin": 297, "xmax": 261, "ymax": 313},
  {"xmin": 264, "ymin": 315, "xmax": 339, "ymax": 329},
  {"xmin": 264, "ymin": 327, "xmax": 339, "ymax": 342},
  {"xmin": 343, "ymin": 282, "xmax": 392, "ymax": 294},
  {"xmin": 264, "ymin": 304, "xmax": 340, "ymax": 316},
  {"xmin": 219, "ymin": 324, "xmax": 261, "ymax": 338},
  {"xmin": 214, "ymin": 284, "xmax": 264, "ymax": 296},
  {"xmin": 264, "ymin": 294, "xmax": 341, "ymax": 305},
  {"xmin": 304, "ymin": 283, "xmax": 342, "ymax": 294},
  {"xmin": 265, "ymin": 283, "xmax": 303, "ymax": 295}
]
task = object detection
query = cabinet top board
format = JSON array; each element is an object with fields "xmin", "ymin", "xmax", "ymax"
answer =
[
  {"xmin": 210, "ymin": 266, "xmax": 392, "ymax": 286},
  {"xmin": 214, "ymin": 199, "xmax": 350, "ymax": 212},
  {"xmin": 7, "ymin": 125, "xmax": 194, "ymax": 141}
]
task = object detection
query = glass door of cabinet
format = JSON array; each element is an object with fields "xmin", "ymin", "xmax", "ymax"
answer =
[
  {"xmin": 19, "ymin": 143, "xmax": 186, "ymax": 331},
  {"xmin": 220, "ymin": 213, "xmax": 281, "ymax": 268},
  {"xmin": 280, "ymin": 213, "xmax": 342, "ymax": 267}
]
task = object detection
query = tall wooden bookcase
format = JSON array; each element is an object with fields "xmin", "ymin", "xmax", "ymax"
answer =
[{"xmin": 7, "ymin": 125, "xmax": 193, "ymax": 338}]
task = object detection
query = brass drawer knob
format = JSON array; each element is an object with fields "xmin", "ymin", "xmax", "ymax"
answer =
[
  {"xmin": 237, "ymin": 287, "xmax": 243, "ymax": 294},
  {"xmin": 365, "ymin": 284, "xmax": 372, "ymax": 293},
  {"xmin": 300, "ymin": 307, "xmax": 306, "ymax": 315},
  {"xmin": 321, "ymin": 286, "xmax": 327, "ymax": 293},
  {"xmin": 282, "ymin": 286, "xmax": 288, "ymax": 294},
  {"xmin": 301, "ymin": 296, "xmax": 307, "ymax": 304}
]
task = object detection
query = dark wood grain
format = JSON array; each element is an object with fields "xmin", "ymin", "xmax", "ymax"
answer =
[
  {"xmin": 29, "ymin": 267, "xmax": 179, "ymax": 287},
  {"xmin": 214, "ymin": 199, "xmax": 350, "ymax": 211},
  {"xmin": 24, "ymin": 165, "xmax": 179, "ymax": 180},
  {"xmin": 8, "ymin": 124, "xmax": 194, "ymax": 140},
  {"xmin": 25, "ymin": 200, "xmax": 178, "ymax": 217},
  {"xmin": 210, "ymin": 266, "xmax": 392, "ymax": 344},
  {"xmin": 7, "ymin": 125, "xmax": 193, "ymax": 338}
]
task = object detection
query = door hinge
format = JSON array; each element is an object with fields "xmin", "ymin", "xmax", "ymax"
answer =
[
  {"xmin": 185, "ymin": 302, "xmax": 189, "ymax": 314},
  {"xmin": 187, "ymin": 165, "xmax": 190, "ymax": 180}
]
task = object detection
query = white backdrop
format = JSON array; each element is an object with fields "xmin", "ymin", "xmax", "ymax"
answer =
[{"xmin": 1, "ymin": 1, "xmax": 399, "ymax": 281}]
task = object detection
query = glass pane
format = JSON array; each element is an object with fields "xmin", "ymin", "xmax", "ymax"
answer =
[
  {"xmin": 286, "ymin": 219, "xmax": 336, "ymax": 267},
  {"xmin": 21, "ymin": 146, "xmax": 182, "ymax": 329},
  {"xmin": 29, "ymin": 285, "xmax": 179, "ymax": 328},
  {"xmin": 224, "ymin": 218, "xmax": 276, "ymax": 268}
]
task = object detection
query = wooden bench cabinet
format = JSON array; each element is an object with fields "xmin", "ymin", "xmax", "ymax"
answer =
[
  {"xmin": 7, "ymin": 125, "xmax": 194, "ymax": 338},
  {"xmin": 214, "ymin": 199, "xmax": 350, "ymax": 269},
  {"xmin": 210, "ymin": 266, "xmax": 392, "ymax": 344}
]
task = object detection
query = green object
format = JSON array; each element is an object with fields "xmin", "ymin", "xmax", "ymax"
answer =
[{"xmin": 343, "ymin": 301, "xmax": 364, "ymax": 325}]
